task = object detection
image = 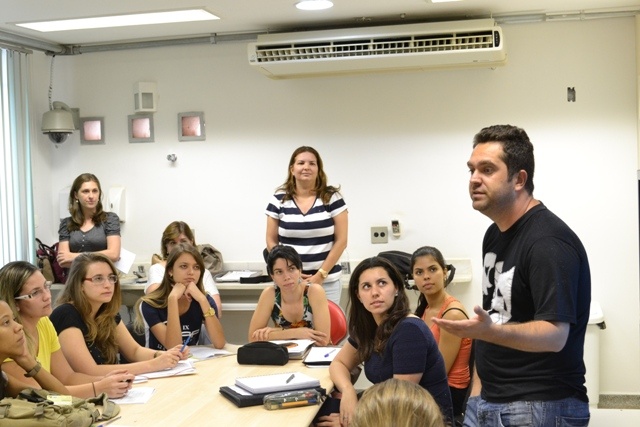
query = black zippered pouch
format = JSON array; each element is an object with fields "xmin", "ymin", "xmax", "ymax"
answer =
[{"xmin": 237, "ymin": 341, "xmax": 289, "ymax": 365}]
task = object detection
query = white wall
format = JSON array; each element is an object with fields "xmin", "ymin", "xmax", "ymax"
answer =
[{"xmin": 29, "ymin": 18, "xmax": 638, "ymax": 395}]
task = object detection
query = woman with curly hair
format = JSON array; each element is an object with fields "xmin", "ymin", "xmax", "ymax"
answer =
[{"xmin": 50, "ymin": 253, "xmax": 185, "ymax": 376}]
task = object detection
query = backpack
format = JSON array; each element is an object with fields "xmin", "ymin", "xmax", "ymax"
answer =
[
  {"xmin": 0, "ymin": 388, "xmax": 119, "ymax": 427},
  {"xmin": 35, "ymin": 239, "xmax": 68, "ymax": 284},
  {"xmin": 377, "ymin": 250, "xmax": 412, "ymax": 288}
]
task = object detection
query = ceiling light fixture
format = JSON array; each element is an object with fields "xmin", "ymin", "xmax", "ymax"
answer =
[
  {"xmin": 296, "ymin": 1, "xmax": 334, "ymax": 11},
  {"xmin": 17, "ymin": 9, "xmax": 219, "ymax": 32}
]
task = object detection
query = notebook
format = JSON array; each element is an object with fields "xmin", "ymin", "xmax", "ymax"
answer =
[
  {"xmin": 269, "ymin": 339, "xmax": 315, "ymax": 359},
  {"xmin": 303, "ymin": 346, "xmax": 340, "ymax": 366},
  {"xmin": 235, "ymin": 372, "xmax": 320, "ymax": 394}
]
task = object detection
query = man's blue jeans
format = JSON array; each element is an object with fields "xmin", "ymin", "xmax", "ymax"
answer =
[{"xmin": 463, "ymin": 396, "xmax": 590, "ymax": 426}]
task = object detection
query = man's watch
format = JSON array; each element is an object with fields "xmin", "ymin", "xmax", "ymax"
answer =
[
  {"xmin": 24, "ymin": 361, "xmax": 42, "ymax": 377},
  {"xmin": 318, "ymin": 268, "xmax": 329, "ymax": 279},
  {"xmin": 203, "ymin": 307, "xmax": 216, "ymax": 318}
]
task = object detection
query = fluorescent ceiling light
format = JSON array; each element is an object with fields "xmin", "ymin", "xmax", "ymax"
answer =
[
  {"xmin": 296, "ymin": 1, "xmax": 334, "ymax": 11},
  {"xmin": 16, "ymin": 9, "xmax": 219, "ymax": 32}
]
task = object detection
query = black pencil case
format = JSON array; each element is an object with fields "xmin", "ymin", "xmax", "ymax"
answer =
[{"xmin": 237, "ymin": 341, "xmax": 289, "ymax": 365}]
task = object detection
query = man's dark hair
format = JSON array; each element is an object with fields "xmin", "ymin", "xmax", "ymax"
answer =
[{"xmin": 473, "ymin": 124, "xmax": 535, "ymax": 194}]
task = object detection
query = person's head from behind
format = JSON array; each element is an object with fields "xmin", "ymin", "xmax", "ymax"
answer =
[
  {"xmin": 0, "ymin": 300, "xmax": 26, "ymax": 360},
  {"xmin": 285, "ymin": 146, "xmax": 327, "ymax": 192},
  {"xmin": 161, "ymin": 243, "xmax": 206, "ymax": 296},
  {"xmin": 69, "ymin": 173, "xmax": 104, "ymax": 215},
  {"xmin": 0, "ymin": 261, "xmax": 52, "ymax": 326},
  {"xmin": 348, "ymin": 257, "xmax": 410, "ymax": 327},
  {"xmin": 351, "ymin": 378, "xmax": 445, "ymax": 427},
  {"xmin": 160, "ymin": 221, "xmax": 196, "ymax": 260},
  {"xmin": 58, "ymin": 253, "xmax": 122, "ymax": 314},
  {"xmin": 471, "ymin": 124, "xmax": 535, "ymax": 195},
  {"xmin": 266, "ymin": 245, "xmax": 303, "ymax": 288}
]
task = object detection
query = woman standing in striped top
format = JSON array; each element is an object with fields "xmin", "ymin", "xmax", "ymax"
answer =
[{"xmin": 265, "ymin": 146, "xmax": 348, "ymax": 305}]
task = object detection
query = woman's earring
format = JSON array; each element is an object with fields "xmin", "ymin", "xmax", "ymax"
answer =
[{"xmin": 395, "ymin": 292, "xmax": 398, "ymax": 297}]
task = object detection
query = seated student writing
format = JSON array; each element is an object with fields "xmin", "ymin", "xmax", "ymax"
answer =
[
  {"xmin": 134, "ymin": 243, "xmax": 225, "ymax": 351},
  {"xmin": 0, "ymin": 261, "xmax": 133, "ymax": 399},
  {"xmin": 145, "ymin": 221, "xmax": 222, "ymax": 318},
  {"xmin": 50, "ymin": 253, "xmax": 185, "ymax": 376},
  {"xmin": 318, "ymin": 257, "xmax": 453, "ymax": 427},
  {"xmin": 248, "ymin": 245, "xmax": 330, "ymax": 345},
  {"xmin": 0, "ymin": 300, "xmax": 69, "ymax": 398}
]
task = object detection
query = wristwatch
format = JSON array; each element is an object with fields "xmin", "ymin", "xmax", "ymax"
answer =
[
  {"xmin": 203, "ymin": 307, "xmax": 216, "ymax": 318},
  {"xmin": 318, "ymin": 268, "xmax": 329, "ymax": 279},
  {"xmin": 24, "ymin": 361, "xmax": 42, "ymax": 377}
]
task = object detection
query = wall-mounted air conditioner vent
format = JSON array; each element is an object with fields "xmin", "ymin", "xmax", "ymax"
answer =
[{"xmin": 248, "ymin": 19, "xmax": 506, "ymax": 79}]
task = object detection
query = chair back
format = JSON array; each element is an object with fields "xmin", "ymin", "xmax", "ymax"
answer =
[{"xmin": 327, "ymin": 300, "xmax": 348, "ymax": 344}]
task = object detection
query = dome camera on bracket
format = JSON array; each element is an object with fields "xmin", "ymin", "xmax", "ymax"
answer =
[{"xmin": 42, "ymin": 101, "xmax": 76, "ymax": 144}]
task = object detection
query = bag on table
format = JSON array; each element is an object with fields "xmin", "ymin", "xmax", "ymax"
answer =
[
  {"xmin": 0, "ymin": 388, "xmax": 120, "ymax": 427},
  {"xmin": 237, "ymin": 341, "xmax": 289, "ymax": 366}
]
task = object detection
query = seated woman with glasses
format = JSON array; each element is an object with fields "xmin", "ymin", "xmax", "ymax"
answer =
[
  {"xmin": 248, "ymin": 245, "xmax": 331, "ymax": 345},
  {"xmin": 0, "ymin": 298, "xmax": 68, "ymax": 399},
  {"xmin": 134, "ymin": 243, "xmax": 225, "ymax": 351},
  {"xmin": 50, "ymin": 253, "xmax": 186, "ymax": 376},
  {"xmin": 0, "ymin": 261, "xmax": 133, "ymax": 399}
]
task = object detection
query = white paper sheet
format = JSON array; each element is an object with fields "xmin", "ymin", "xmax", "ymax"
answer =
[{"xmin": 114, "ymin": 247, "xmax": 136, "ymax": 274}]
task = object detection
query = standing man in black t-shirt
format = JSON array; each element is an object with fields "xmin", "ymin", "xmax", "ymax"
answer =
[{"xmin": 435, "ymin": 125, "xmax": 591, "ymax": 426}]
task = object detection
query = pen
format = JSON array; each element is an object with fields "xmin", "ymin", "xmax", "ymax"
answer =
[
  {"xmin": 285, "ymin": 374, "xmax": 295, "ymax": 384},
  {"xmin": 180, "ymin": 334, "xmax": 191, "ymax": 353},
  {"xmin": 96, "ymin": 415, "xmax": 121, "ymax": 427},
  {"xmin": 324, "ymin": 348, "xmax": 337, "ymax": 358}
]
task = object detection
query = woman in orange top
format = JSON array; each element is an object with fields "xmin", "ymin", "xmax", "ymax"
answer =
[{"xmin": 412, "ymin": 246, "xmax": 471, "ymax": 421}]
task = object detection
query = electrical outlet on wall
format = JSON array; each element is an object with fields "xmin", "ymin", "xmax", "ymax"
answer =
[{"xmin": 371, "ymin": 226, "xmax": 388, "ymax": 244}]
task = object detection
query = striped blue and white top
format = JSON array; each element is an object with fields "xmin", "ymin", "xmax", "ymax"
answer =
[{"xmin": 265, "ymin": 191, "xmax": 348, "ymax": 283}]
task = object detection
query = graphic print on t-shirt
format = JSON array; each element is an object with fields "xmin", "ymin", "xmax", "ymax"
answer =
[{"xmin": 483, "ymin": 252, "xmax": 514, "ymax": 325}]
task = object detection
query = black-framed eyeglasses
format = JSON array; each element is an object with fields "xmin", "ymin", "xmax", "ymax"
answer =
[
  {"xmin": 84, "ymin": 274, "xmax": 118, "ymax": 286},
  {"xmin": 15, "ymin": 282, "xmax": 53, "ymax": 300}
]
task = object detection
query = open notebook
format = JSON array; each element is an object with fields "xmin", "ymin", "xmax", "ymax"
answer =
[{"xmin": 235, "ymin": 372, "xmax": 320, "ymax": 394}]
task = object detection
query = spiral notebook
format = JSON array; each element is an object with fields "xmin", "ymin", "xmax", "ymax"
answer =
[{"xmin": 235, "ymin": 372, "xmax": 320, "ymax": 394}]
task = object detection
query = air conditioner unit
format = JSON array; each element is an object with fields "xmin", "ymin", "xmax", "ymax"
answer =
[{"xmin": 248, "ymin": 19, "xmax": 506, "ymax": 79}]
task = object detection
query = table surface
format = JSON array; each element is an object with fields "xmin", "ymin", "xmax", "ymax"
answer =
[{"xmin": 115, "ymin": 344, "xmax": 333, "ymax": 426}]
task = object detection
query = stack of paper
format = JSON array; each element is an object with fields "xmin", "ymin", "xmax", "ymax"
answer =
[
  {"xmin": 269, "ymin": 339, "xmax": 315, "ymax": 359},
  {"xmin": 234, "ymin": 372, "xmax": 320, "ymax": 394},
  {"xmin": 214, "ymin": 270, "xmax": 262, "ymax": 282}
]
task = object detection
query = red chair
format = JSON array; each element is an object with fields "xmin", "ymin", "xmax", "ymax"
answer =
[{"xmin": 328, "ymin": 300, "xmax": 348, "ymax": 345}]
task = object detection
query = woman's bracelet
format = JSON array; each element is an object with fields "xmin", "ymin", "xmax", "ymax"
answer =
[{"xmin": 92, "ymin": 382, "xmax": 97, "ymax": 397}]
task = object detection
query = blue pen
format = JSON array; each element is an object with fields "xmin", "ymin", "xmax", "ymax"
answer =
[
  {"xmin": 180, "ymin": 334, "xmax": 191, "ymax": 353},
  {"xmin": 324, "ymin": 348, "xmax": 337, "ymax": 358}
]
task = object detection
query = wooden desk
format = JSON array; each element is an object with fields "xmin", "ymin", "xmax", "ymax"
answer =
[{"xmin": 117, "ymin": 346, "xmax": 333, "ymax": 426}]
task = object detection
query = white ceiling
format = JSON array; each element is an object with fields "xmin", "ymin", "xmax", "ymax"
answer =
[{"xmin": 1, "ymin": 0, "xmax": 639, "ymax": 47}]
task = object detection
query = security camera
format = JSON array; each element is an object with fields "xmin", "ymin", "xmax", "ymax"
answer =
[{"xmin": 42, "ymin": 101, "xmax": 75, "ymax": 144}]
